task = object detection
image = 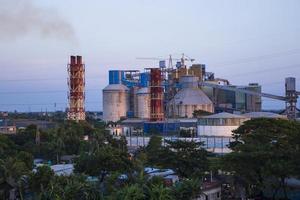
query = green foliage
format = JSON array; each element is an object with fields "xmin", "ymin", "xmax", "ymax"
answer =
[
  {"xmin": 144, "ymin": 136, "xmax": 209, "ymax": 178},
  {"xmin": 0, "ymin": 134, "xmax": 16, "ymax": 158},
  {"xmin": 41, "ymin": 175, "xmax": 102, "ymax": 200},
  {"xmin": 144, "ymin": 136, "xmax": 169, "ymax": 168},
  {"xmin": 116, "ymin": 184, "xmax": 145, "ymax": 200},
  {"xmin": 74, "ymin": 146, "xmax": 133, "ymax": 178},
  {"xmin": 172, "ymin": 178, "xmax": 202, "ymax": 200},
  {"xmin": 193, "ymin": 109, "xmax": 212, "ymax": 118},
  {"xmin": 223, "ymin": 118, "xmax": 300, "ymax": 199},
  {"xmin": 29, "ymin": 165, "xmax": 54, "ymax": 194},
  {"xmin": 16, "ymin": 151, "xmax": 34, "ymax": 170},
  {"xmin": 146, "ymin": 184, "xmax": 172, "ymax": 200},
  {"xmin": 164, "ymin": 140, "xmax": 209, "ymax": 178}
]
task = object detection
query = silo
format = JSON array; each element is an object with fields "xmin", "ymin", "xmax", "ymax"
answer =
[
  {"xmin": 103, "ymin": 84, "xmax": 129, "ymax": 122},
  {"xmin": 136, "ymin": 87, "xmax": 150, "ymax": 119},
  {"xmin": 168, "ymin": 75, "xmax": 214, "ymax": 118}
]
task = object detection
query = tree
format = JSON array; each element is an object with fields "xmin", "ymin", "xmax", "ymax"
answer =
[
  {"xmin": 163, "ymin": 140, "xmax": 209, "ymax": 178},
  {"xmin": 41, "ymin": 175, "xmax": 102, "ymax": 200},
  {"xmin": 29, "ymin": 165, "xmax": 54, "ymax": 195},
  {"xmin": 146, "ymin": 183, "xmax": 172, "ymax": 200},
  {"xmin": 74, "ymin": 146, "xmax": 133, "ymax": 182},
  {"xmin": 172, "ymin": 178, "xmax": 202, "ymax": 200},
  {"xmin": 116, "ymin": 184, "xmax": 145, "ymax": 200},
  {"xmin": 144, "ymin": 136, "xmax": 171, "ymax": 167},
  {"xmin": 16, "ymin": 151, "xmax": 34, "ymax": 170},
  {"xmin": 193, "ymin": 110, "xmax": 212, "ymax": 118},
  {"xmin": 0, "ymin": 135, "xmax": 16, "ymax": 159},
  {"xmin": 223, "ymin": 118, "xmax": 300, "ymax": 199}
]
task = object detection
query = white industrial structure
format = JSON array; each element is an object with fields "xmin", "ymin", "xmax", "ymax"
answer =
[
  {"xmin": 103, "ymin": 84, "xmax": 129, "ymax": 122},
  {"xmin": 242, "ymin": 112, "xmax": 287, "ymax": 119},
  {"xmin": 168, "ymin": 75, "xmax": 214, "ymax": 118},
  {"xmin": 197, "ymin": 112, "xmax": 249, "ymax": 137},
  {"xmin": 136, "ymin": 87, "xmax": 150, "ymax": 119}
]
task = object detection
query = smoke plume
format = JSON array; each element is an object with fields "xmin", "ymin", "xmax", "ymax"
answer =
[{"xmin": 0, "ymin": 0, "xmax": 75, "ymax": 41}]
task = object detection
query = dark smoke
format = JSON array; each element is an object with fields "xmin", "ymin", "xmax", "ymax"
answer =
[{"xmin": 0, "ymin": 0, "xmax": 75, "ymax": 41}]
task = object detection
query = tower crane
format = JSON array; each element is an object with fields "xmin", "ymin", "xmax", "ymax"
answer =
[
  {"xmin": 199, "ymin": 77, "xmax": 299, "ymax": 120},
  {"xmin": 136, "ymin": 53, "xmax": 195, "ymax": 70}
]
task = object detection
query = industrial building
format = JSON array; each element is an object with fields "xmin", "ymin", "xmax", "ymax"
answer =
[
  {"xmin": 102, "ymin": 55, "xmax": 262, "ymax": 124},
  {"xmin": 102, "ymin": 54, "xmax": 299, "ymax": 137},
  {"xmin": 197, "ymin": 112, "xmax": 250, "ymax": 137}
]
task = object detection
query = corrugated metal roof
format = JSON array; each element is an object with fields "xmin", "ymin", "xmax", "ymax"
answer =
[
  {"xmin": 172, "ymin": 88, "xmax": 213, "ymax": 105},
  {"xmin": 242, "ymin": 112, "xmax": 287, "ymax": 119},
  {"xmin": 103, "ymin": 84, "xmax": 129, "ymax": 91},
  {"xmin": 201, "ymin": 112, "xmax": 247, "ymax": 119}
]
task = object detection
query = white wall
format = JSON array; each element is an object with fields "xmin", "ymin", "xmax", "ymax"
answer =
[{"xmin": 197, "ymin": 125, "xmax": 238, "ymax": 137}]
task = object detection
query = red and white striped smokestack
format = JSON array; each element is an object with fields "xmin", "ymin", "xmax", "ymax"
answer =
[
  {"xmin": 67, "ymin": 55, "xmax": 86, "ymax": 121},
  {"xmin": 76, "ymin": 55, "xmax": 82, "ymax": 65},
  {"xmin": 70, "ymin": 55, "xmax": 76, "ymax": 65}
]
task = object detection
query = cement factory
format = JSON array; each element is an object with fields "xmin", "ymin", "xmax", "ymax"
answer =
[{"xmin": 66, "ymin": 54, "xmax": 300, "ymax": 141}]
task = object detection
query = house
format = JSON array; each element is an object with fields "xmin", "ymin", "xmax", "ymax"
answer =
[{"xmin": 195, "ymin": 181, "xmax": 222, "ymax": 200}]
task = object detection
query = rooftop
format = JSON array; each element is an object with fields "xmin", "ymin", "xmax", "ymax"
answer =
[
  {"xmin": 103, "ymin": 84, "xmax": 129, "ymax": 91},
  {"xmin": 201, "ymin": 112, "xmax": 247, "ymax": 119},
  {"xmin": 172, "ymin": 88, "xmax": 213, "ymax": 105},
  {"xmin": 242, "ymin": 112, "xmax": 287, "ymax": 119}
]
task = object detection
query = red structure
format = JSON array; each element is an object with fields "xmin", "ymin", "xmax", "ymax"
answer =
[
  {"xmin": 67, "ymin": 55, "xmax": 86, "ymax": 121},
  {"xmin": 150, "ymin": 68, "xmax": 164, "ymax": 121}
]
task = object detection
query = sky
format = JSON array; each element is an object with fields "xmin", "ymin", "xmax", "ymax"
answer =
[{"xmin": 0, "ymin": 0, "xmax": 300, "ymax": 112}]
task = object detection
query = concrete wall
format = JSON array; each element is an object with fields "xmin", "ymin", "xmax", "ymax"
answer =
[{"xmin": 197, "ymin": 125, "xmax": 238, "ymax": 137}]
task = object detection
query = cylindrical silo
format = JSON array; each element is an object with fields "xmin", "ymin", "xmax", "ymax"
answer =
[
  {"xmin": 103, "ymin": 84, "xmax": 129, "ymax": 122},
  {"xmin": 137, "ymin": 87, "xmax": 150, "ymax": 119}
]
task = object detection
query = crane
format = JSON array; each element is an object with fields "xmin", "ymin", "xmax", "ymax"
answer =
[
  {"xmin": 199, "ymin": 77, "xmax": 299, "ymax": 120},
  {"xmin": 136, "ymin": 53, "xmax": 195, "ymax": 69}
]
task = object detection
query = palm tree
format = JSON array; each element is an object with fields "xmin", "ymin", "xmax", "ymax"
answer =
[
  {"xmin": 0, "ymin": 157, "xmax": 30, "ymax": 200},
  {"xmin": 52, "ymin": 128, "xmax": 65, "ymax": 164},
  {"xmin": 147, "ymin": 184, "xmax": 172, "ymax": 200},
  {"xmin": 117, "ymin": 184, "xmax": 145, "ymax": 200}
]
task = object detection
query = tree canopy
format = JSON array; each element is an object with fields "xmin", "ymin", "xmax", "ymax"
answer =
[{"xmin": 223, "ymin": 118, "xmax": 300, "ymax": 199}]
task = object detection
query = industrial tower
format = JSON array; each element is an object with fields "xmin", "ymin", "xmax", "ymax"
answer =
[
  {"xmin": 67, "ymin": 55, "xmax": 86, "ymax": 121},
  {"xmin": 150, "ymin": 68, "xmax": 164, "ymax": 121}
]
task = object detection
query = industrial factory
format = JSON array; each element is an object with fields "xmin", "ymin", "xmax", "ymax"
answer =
[
  {"xmin": 102, "ymin": 56, "xmax": 262, "ymax": 123},
  {"xmin": 101, "ymin": 55, "xmax": 269, "ymax": 134},
  {"xmin": 64, "ymin": 54, "xmax": 298, "ymax": 136}
]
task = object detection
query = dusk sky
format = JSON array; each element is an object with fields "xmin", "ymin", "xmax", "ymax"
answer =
[{"xmin": 0, "ymin": 0, "xmax": 300, "ymax": 112}]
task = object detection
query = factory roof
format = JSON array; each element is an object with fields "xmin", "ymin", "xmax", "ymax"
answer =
[
  {"xmin": 242, "ymin": 112, "xmax": 287, "ymax": 119},
  {"xmin": 103, "ymin": 84, "xmax": 129, "ymax": 91},
  {"xmin": 172, "ymin": 88, "xmax": 212, "ymax": 105},
  {"xmin": 201, "ymin": 112, "xmax": 247, "ymax": 119},
  {"xmin": 136, "ymin": 87, "xmax": 149, "ymax": 94}
]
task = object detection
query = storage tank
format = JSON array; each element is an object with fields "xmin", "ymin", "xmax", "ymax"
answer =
[
  {"xmin": 137, "ymin": 87, "xmax": 150, "ymax": 119},
  {"xmin": 197, "ymin": 112, "xmax": 249, "ymax": 137},
  {"xmin": 103, "ymin": 84, "xmax": 129, "ymax": 122},
  {"xmin": 168, "ymin": 75, "xmax": 214, "ymax": 118}
]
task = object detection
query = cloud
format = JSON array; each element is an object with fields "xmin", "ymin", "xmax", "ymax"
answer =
[{"xmin": 0, "ymin": 0, "xmax": 76, "ymax": 41}]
